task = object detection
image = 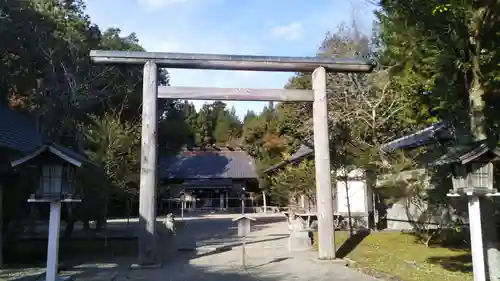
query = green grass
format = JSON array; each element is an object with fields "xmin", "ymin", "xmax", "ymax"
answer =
[{"xmin": 314, "ymin": 231, "xmax": 472, "ymax": 281}]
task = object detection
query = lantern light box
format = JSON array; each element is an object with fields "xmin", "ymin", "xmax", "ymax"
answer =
[
  {"xmin": 11, "ymin": 143, "xmax": 88, "ymax": 202},
  {"xmin": 431, "ymin": 140, "xmax": 500, "ymax": 196},
  {"xmin": 430, "ymin": 140, "xmax": 500, "ymax": 281},
  {"xmin": 11, "ymin": 143, "xmax": 92, "ymax": 281}
]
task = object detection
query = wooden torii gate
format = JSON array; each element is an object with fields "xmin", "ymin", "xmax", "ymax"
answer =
[{"xmin": 89, "ymin": 50, "xmax": 374, "ymax": 265}]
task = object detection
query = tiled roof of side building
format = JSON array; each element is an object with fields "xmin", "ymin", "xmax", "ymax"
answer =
[
  {"xmin": 158, "ymin": 148, "xmax": 258, "ymax": 180},
  {"xmin": 263, "ymin": 144, "xmax": 314, "ymax": 174},
  {"xmin": 380, "ymin": 121, "xmax": 454, "ymax": 152},
  {"xmin": 0, "ymin": 105, "xmax": 42, "ymax": 153},
  {"xmin": 289, "ymin": 144, "xmax": 314, "ymax": 161}
]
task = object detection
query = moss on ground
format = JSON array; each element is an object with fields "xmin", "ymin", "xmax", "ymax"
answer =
[{"xmin": 313, "ymin": 231, "xmax": 472, "ymax": 281}]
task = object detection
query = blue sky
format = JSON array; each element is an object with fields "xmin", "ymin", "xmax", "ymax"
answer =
[{"xmin": 84, "ymin": 0, "xmax": 375, "ymax": 119}]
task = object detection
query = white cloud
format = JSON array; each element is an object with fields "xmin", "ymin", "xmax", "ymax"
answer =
[
  {"xmin": 270, "ymin": 22, "xmax": 303, "ymax": 40},
  {"xmin": 137, "ymin": 0, "xmax": 188, "ymax": 10},
  {"xmin": 160, "ymin": 41, "xmax": 182, "ymax": 52}
]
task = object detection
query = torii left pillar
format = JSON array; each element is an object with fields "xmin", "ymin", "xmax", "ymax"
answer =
[{"xmin": 138, "ymin": 61, "xmax": 159, "ymax": 266}]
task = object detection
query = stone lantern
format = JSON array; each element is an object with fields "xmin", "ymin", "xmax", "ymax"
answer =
[
  {"xmin": 431, "ymin": 141, "xmax": 500, "ymax": 196},
  {"xmin": 432, "ymin": 140, "xmax": 500, "ymax": 281},
  {"xmin": 11, "ymin": 143, "xmax": 90, "ymax": 281},
  {"xmin": 232, "ymin": 215, "xmax": 256, "ymax": 269}
]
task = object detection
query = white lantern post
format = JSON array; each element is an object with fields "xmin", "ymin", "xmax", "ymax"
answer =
[
  {"xmin": 31, "ymin": 163, "xmax": 81, "ymax": 281},
  {"xmin": 437, "ymin": 142, "xmax": 500, "ymax": 281},
  {"xmin": 180, "ymin": 193, "xmax": 185, "ymax": 219},
  {"xmin": 11, "ymin": 145, "xmax": 84, "ymax": 281},
  {"xmin": 232, "ymin": 215, "xmax": 256, "ymax": 270}
]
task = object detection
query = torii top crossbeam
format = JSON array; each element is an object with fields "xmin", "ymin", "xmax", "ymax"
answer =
[{"xmin": 89, "ymin": 50, "xmax": 375, "ymax": 73}]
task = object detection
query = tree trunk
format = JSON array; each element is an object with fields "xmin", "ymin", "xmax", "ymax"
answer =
[
  {"xmin": 344, "ymin": 174, "xmax": 354, "ymax": 237},
  {"xmin": 375, "ymin": 194, "xmax": 388, "ymax": 230},
  {"xmin": 466, "ymin": 6, "xmax": 500, "ymax": 280},
  {"xmin": 468, "ymin": 47, "xmax": 487, "ymax": 141},
  {"xmin": 63, "ymin": 206, "xmax": 75, "ymax": 239}
]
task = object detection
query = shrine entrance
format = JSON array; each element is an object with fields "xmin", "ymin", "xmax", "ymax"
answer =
[{"xmin": 89, "ymin": 50, "xmax": 374, "ymax": 265}]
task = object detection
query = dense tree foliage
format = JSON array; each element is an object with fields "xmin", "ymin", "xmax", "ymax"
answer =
[
  {"xmin": 4, "ymin": 0, "xmax": 500, "ymax": 253},
  {"xmin": 377, "ymin": 0, "xmax": 500, "ymax": 142},
  {"xmin": 0, "ymin": 0, "xmax": 187, "ymax": 237},
  {"xmin": 193, "ymin": 101, "xmax": 242, "ymax": 147},
  {"xmin": 240, "ymin": 1, "xmax": 500, "ymax": 225},
  {"xmin": 270, "ymin": 160, "xmax": 316, "ymax": 207}
]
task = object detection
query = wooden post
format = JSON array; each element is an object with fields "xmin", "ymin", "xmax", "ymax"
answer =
[
  {"xmin": 344, "ymin": 170, "xmax": 354, "ymax": 237},
  {"xmin": 469, "ymin": 196, "xmax": 487, "ymax": 281},
  {"xmin": 241, "ymin": 194, "xmax": 245, "ymax": 216},
  {"xmin": 312, "ymin": 67, "xmax": 336, "ymax": 260},
  {"xmin": 225, "ymin": 191, "xmax": 229, "ymax": 209},
  {"xmin": 46, "ymin": 201, "xmax": 62, "ymax": 281},
  {"xmin": 181, "ymin": 199, "xmax": 185, "ymax": 218},
  {"xmin": 138, "ymin": 61, "xmax": 159, "ymax": 265},
  {"xmin": 219, "ymin": 192, "xmax": 224, "ymax": 211},
  {"xmin": 262, "ymin": 191, "xmax": 267, "ymax": 214},
  {"xmin": 242, "ymin": 235, "xmax": 247, "ymax": 269},
  {"xmin": 0, "ymin": 183, "xmax": 3, "ymax": 268}
]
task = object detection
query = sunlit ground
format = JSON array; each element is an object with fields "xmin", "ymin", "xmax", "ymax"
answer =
[{"xmin": 314, "ymin": 231, "xmax": 472, "ymax": 281}]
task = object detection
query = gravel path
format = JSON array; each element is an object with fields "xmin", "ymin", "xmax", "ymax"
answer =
[
  {"xmin": 116, "ymin": 220, "xmax": 381, "ymax": 281},
  {"xmin": 2, "ymin": 215, "xmax": 381, "ymax": 281}
]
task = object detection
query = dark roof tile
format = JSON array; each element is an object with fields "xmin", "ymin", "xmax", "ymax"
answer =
[
  {"xmin": 159, "ymin": 150, "xmax": 258, "ymax": 180},
  {"xmin": 289, "ymin": 144, "xmax": 314, "ymax": 161},
  {"xmin": 381, "ymin": 121, "xmax": 454, "ymax": 152},
  {"xmin": 430, "ymin": 141, "xmax": 500, "ymax": 166},
  {"xmin": 11, "ymin": 143, "xmax": 94, "ymax": 168},
  {"xmin": 0, "ymin": 106, "xmax": 42, "ymax": 153}
]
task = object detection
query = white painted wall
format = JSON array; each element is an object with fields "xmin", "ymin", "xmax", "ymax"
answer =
[
  {"xmin": 334, "ymin": 169, "xmax": 371, "ymax": 215},
  {"xmin": 336, "ymin": 180, "xmax": 368, "ymax": 214}
]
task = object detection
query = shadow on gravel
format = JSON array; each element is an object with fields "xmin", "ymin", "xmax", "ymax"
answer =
[
  {"xmin": 246, "ymin": 257, "xmax": 291, "ymax": 269},
  {"xmin": 177, "ymin": 234, "xmax": 290, "ymax": 261},
  {"xmin": 2, "ymin": 214, "xmax": 288, "ymax": 281},
  {"xmin": 143, "ymin": 263, "xmax": 292, "ymax": 281}
]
